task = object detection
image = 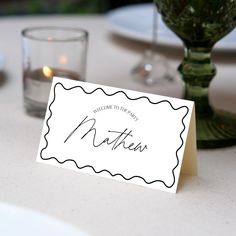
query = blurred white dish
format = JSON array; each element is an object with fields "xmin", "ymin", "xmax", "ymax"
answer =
[
  {"xmin": 0, "ymin": 52, "xmax": 5, "ymax": 70},
  {"xmin": 0, "ymin": 203, "xmax": 89, "ymax": 236},
  {"xmin": 107, "ymin": 3, "xmax": 236, "ymax": 51}
]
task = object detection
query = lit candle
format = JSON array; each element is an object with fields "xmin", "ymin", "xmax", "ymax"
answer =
[
  {"xmin": 22, "ymin": 27, "xmax": 88, "ymax": 118},
  {"xmin": 42, "ymin": 66, "xmax": 54, "ymax": 79},
  {"xmin": 24, "ymin": 66, "xmax": 81, "ymax": 107}
]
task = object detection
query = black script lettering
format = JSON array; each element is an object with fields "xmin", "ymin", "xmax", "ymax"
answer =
[{"xmin": 64, "ymin": 116, "xmax": 148, "ymax": 152}]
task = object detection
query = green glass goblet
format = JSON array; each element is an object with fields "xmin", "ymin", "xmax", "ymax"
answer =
[{"xmin": 154, "ymin": 0, "xmax": 236, "ymax": 148}]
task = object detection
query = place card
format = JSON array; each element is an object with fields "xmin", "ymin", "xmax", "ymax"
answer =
[{"xmin": 37, "ymin": 77, "xmax": 197, "ymax": 193}]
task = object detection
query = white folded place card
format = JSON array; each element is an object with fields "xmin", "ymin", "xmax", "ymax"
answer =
[{"xmin": 37, "ymin": 77, "xmax": 197, "ymax": 193}]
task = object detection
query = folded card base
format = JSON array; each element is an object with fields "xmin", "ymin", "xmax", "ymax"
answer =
[{"xmin": 180, "ymin": 107, "xmax": 197, "ymax": 177}]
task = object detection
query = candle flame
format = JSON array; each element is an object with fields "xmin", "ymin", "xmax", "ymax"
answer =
[{"xmin": 43, "ymin": 66, "xmax": 53, "ymax": 79}]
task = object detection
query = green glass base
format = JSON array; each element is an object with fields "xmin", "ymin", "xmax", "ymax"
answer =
[{"xmin": 197, "ymin": 111, "xmax": 236, "ymax": 149}]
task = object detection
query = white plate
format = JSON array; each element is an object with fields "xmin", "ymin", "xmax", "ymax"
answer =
[
  {"xmin": 0, "ymin": 52, "xmax": 5, "ymax": 70},
  {"xmin": 0, "ymin": 203, "xmax": 89, "ymax": 236},
  {"xmin": 107, "ymin": 3, "xmax": 236, "ymax": 51}
]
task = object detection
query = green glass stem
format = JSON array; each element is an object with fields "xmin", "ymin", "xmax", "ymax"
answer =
[
  {"xmin": 178, "ymin": 46, "xmax": 215, "ymax": 118},
  {"xmin": 178, "ymin": 46, "xmax": 236, "ymax": 148},
  {"xmin": 153, "ymin": 0, "xmax": 236, "ymax": 148}
]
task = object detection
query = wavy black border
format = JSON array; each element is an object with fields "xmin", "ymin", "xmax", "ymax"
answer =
[{"xmin": 40, "ymin": 82, "xmax": 189, "ymax": 189}]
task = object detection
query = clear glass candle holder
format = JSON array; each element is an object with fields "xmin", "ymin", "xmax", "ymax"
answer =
[{"xmin": 22, "ymin": 26, "xmax": 88, "ymax": 118}]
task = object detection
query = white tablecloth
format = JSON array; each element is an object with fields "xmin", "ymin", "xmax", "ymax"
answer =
[{"xmin": 0, "ymin": 15, "xmax": 236, "ymax": 236}]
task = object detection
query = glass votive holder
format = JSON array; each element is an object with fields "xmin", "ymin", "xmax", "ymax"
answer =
[{"xmin": 21, "ymin": 26, "xmax": 88, "ymax": 118}]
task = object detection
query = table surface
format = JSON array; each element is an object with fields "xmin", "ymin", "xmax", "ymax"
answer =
[{"xmin": 0, "ymin": 15, "xmax": 236, "ymax": 236}]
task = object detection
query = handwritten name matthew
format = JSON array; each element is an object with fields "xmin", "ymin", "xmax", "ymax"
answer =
[{"xmin": 64, "ymin": 116, "xmax": 148, "ymax": 152}]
